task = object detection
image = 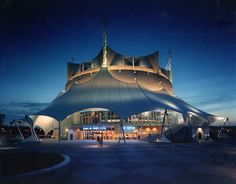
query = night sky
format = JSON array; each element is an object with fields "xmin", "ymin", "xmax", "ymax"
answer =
[{"xmin": 0, "ymin": 0, "xmax": 235, "ymax": 123}]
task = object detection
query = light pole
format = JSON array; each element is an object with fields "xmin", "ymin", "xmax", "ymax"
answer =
[{"xmin": 99, "ymin": 112, "xmax": 103, "ymax": 146}]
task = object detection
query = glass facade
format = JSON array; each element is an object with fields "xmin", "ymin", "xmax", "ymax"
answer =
[
  {"xmin": 68, "ymin": 108, "xmax": 183, "ymax": 126},
  {"xmin": 60, "ymin": 108, "xmax": 184, "ymax": 140},
  {"xmin": 75, "ymin": 110, "xmax": 120, "ymax": 125}
]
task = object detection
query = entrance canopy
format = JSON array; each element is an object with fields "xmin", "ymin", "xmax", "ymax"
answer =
[{"xmin": 34, "ymin": 68, "xmax": 213, "ymax": 122}]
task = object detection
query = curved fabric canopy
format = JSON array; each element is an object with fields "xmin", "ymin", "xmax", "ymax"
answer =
[{"xmin": 34, "ymin": 68, "xmax": 213, "ymax": 121}]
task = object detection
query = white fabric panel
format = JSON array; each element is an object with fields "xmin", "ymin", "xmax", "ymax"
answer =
[{"xmin": 34, "ymin": 68, "xmax": 212, "ymax": 121}]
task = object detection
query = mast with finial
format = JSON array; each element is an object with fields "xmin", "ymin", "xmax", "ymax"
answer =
[
  {"xmin": 165, "ymin": 49, "xmax": 172, "ymax": 83},
  {"xmin": 101, "ymin": 20, "xmax": 108, "ymax": 67}
]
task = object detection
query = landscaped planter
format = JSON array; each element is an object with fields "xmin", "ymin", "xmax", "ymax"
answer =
[{"xmin": 0, "ymin": 152, "xmax": 70, "ymax": 184}]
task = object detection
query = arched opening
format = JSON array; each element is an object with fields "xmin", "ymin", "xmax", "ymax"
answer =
[
  {"xmin": 47, "ymin": 130, "xmax": 54, "ymax": 138},
  {"xmin": 34, "ymin": 126, "xmax": 45, "ymax": 138},
  {"xmin": 197, "ymin": 131, "xmax": 202, "ymax": 140},
  {"xmin": 32, "ymin": 106, "xmax": 189, "ymax": 143},
  {"xmin": 197, "ymin": 128, "xmax": 204, "ymax": 141},
  {"xmin": 60, "ymin": 108, "xmax": 121, "ymax": 141},
  {"xmin": 58, "ymin": 108, "xmax": 184, "ymax": 141},
  {"xmin": 31, "ymin": 115, "xmax": 59, "ymax": 140}
]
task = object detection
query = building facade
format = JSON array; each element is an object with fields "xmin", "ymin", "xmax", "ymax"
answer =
[{"xmin": 33, "ymin": 32, "xmax": 216, "ymax": 142}]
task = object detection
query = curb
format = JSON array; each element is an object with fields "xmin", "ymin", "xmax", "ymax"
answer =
[{"xmin": 1, "ymin": 154, "xmax": 70, "ymax": 179}]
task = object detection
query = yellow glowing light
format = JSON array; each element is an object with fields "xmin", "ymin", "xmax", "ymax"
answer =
[
  {"xmin": 102, "ymin": 28, "xmax": 107, "ymax": 68},
  {"xmin": 145, "ymin": 127, "xmax": 151, "ymax": 132},
  {"xmin": 65, "ymin": 128, "xmax": 69, "ymax": 132},
  {"xmin": 197, "ymin": 128, "xmax": 203, "ymax": 133},
  {"xmin": 102, "ymin": 48, "xmax": 107, "ymax": 67}
]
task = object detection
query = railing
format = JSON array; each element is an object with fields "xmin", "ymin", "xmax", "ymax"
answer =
[
  {"xmin": 108, "ymin": 65, "xmax": 156, "ymax": 73},
  {"xmin": 69, "ymin": 68, "xmax": 100, "ymax": 81}
]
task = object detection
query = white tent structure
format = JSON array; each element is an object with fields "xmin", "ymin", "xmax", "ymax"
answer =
[
  {"xmin": 34, "ymin": 67, "xmax": 213, "ymax": 122},
  {"xmin": 33, "ymin": 30, "xmax": 219, "ymax": 142}
]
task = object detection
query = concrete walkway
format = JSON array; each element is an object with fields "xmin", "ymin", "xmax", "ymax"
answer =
[{"xmin": 1, "ymin": 139, "xmax": 236, "ymax": 184}]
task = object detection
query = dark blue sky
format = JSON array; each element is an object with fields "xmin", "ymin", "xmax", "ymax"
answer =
[{"xmin": 0, "ymin": 0, "xmax": 235, "ymax": 122}]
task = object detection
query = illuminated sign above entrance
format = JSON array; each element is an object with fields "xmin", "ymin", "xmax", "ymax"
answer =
[
  {"xmin": 123, "ymin": 126, "xmax": 135, "ymax": 130},
  {"xmin": 82, "ymin": 126, "xmax": 106, "ymax": 131}
]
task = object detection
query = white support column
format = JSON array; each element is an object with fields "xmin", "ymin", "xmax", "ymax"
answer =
[
  {"xmin": 14, "ymin": 121, "xmax": 24, "ymax": 141},
  {"xmin": 101, "ymin": 23, "xmax": 108, "ymax": 68},
  {"xmin": 160, "ymin": 109, "xmax": 168, "ymax": 137},
  {"xmin": 132, "ymin": 57, "xmax": 136, "ymax": 73},
  {"xmin": 24, "ymin": 115, "xmax": 39, "ymax": 141},
  {"xmin": 155, "ymin": 109, "xmax": 171, "ymax": 143},
  {"xmin": 140, "ymin": 126, "xmax": 143, "ymax": 140},
  {"xmin": 218, "ymin": 117, "xmax": 229, "ymax": 138},
  {"xmin": 120, "ymin": 119, "xmax": 126, "ymax": 143},
  {"xmin": 58, "ymin": 121, "xmax": 61, "ymax": 143}
]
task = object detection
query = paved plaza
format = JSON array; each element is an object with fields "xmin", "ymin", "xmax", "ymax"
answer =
[{"xmin": 1, "ymin": 139, "xmax": 236, "ymax": 184}]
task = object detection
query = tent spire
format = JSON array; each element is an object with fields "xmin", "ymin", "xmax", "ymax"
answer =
[
  {"xmin": 102, "ymin": 20, "xmax": 108, "ymax": 67},
  {"xmin": 165, "ymin": 49, "xmax": 172, "ymax": 83}
]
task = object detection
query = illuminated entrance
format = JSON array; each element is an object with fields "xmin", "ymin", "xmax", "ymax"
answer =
[
  {"xmin": 82, "ymin": 126, "xmax": 115, "ymax": 140},
  {"xmin": 60, "ymin": 108, "xmax": 183, "ymax": 141},
  {"xmin": 69, "ymin": 125, "xmax": 162, "ymax": 141}
]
